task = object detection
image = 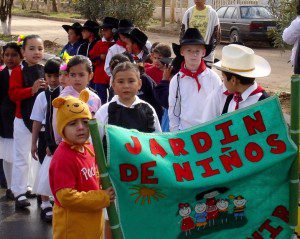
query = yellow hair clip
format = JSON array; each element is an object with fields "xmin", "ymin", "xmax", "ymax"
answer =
[{"xmin": 17, "ymin": 35, "xmax": 25, "ymax": 46}]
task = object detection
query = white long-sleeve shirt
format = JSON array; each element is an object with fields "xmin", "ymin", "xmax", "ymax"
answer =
[
  {"xmin": 95, "ymin": 95, "xmax": 162, "ymax": 139},
  {"xmin": 104, "ymin": 44, "xmax": 126, "ymax": 77},
  {"xmin": 201, "ymin": 82, "xmax": 263, "ymax": 123},
  {"xmin": 168, "ymin": 68, "xmax": 222, "ymax": 131},
  {"xmin": 282, "ymin": 16, "xmax": 300, "ymax": 65}
]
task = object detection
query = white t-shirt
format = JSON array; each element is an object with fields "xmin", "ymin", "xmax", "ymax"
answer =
[{"xmin": 30, "ymin": 91, "xmax": 47, "ymax": 124}]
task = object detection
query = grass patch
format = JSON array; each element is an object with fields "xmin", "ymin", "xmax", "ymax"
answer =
[
  {"xmin": 0, "ymin": 34, "xmax": 18, "ymax": 42},
  {"xmin": 12, "ymin": 7, "xmax": 82, "ymax": 20}
]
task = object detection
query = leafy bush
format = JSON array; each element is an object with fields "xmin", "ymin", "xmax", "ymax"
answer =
[
  {"xmin": 268, "ymin": 0, "xmax": 298, "ymax": 49},
  {"xmin": 73, "ymin": 0, "xmax": 155, "ymax": 29}
]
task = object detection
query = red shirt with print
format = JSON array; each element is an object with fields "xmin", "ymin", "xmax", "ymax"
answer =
[{"xmin": 49, "ymin": 142, "xmax": 100, "ymax": 206}]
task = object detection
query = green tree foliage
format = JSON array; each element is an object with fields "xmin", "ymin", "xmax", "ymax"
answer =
[
  {"xmin": 268, "ymin": 0, "xmax": 298, "ymax": 48},
  {"xmin": 73, "ymin": 0, "xmax": 155, "ymax": 29}
]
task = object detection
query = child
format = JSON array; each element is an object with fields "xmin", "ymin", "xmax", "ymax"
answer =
[
  {"xmin": 95, "ymin": 61, "xmax": 161, "ymax": 239},
  {"xmin": 201, "ymin": 44, "xmax": 271, "ymax": 123},
  {"xmin": 9, "ymin": 35, "xmax": 46, "ymax": 208},
  {"xmin": 30, "ymin": 57, "xmax": 62, "ymax": 222},
  {"xmin": 168, "ymin": 28, "xmax": 222, "ymax": 132},
  {"xmin": 53, "ymin": 55, "xmax": 101, "ymax": 144},
  {"xmin": 77, "ymin": 20, "xmax": 100, "ymax": 57},
  {"xmin": 61, "ymin": 22, "xmax": 83, "ymax": 56},
  {"xmin": 145, "ymin": 43, "xmax": 172, "ymax": 84},
  {"xmin": 0, "ymin": 42, "xmax": 23, "ymax": 199},
  {"xmin": 124, "ymin": 27, "xmax": 149, "ymax": 63},
  {"xmin": 89, "ymin": 17, "xmax": 119, "ymax": 103},
  {"xmin": 50, "ymin": 90, "xmax": 115, "ymax": 239},
  {"xmin": 58, "ymin": 63, "xmax": 69, "ymax": 88},
  {"xmin": 96, "ymin": 61, "xmax": 162, "ymax": 138},
  {"xmin": 104, "ymin": 19, "xmax": 134, "ymax": 76}
]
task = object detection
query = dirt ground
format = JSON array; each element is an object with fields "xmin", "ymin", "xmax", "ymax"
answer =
[{"xmin": 7, "ymin": 16, "xmax": 294, "ymax": 114}]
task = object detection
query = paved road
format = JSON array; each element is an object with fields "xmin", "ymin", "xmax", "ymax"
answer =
[
  {"xmin": 0, "ymin": 189, "xmax": 52, "ymax": 239},
  {"xmin": 7, "ymin": 16, "xmax": 293, "ymax": 92}
]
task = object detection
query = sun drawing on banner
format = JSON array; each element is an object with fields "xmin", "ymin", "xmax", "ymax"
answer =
[{"xmin": 129, "ymin": 185, "xmax": 166, "ymax": 205}]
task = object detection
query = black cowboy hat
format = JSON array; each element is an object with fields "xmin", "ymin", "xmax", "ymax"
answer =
[
  {"xmin": 101, "ymin": 17, "xmax": 119, "ymax": 30},
  {"xmin": 118, "ymin": 19, "xmax": 134, "ymax": 34},
  {"xmin": 62, "ymin": 22, "xmax": 82, "ymax": 34},
  {"xmin": 172, "ymin": 28, "xmax": 213, "ymax": 58},
  {"xmin": 195, "ymin": 187, "xmax": 229, "ymax": 201},
  {"xmin": 82, "ymin": 20, "xmax": 100, "ymax": 32},
  {"xmin": 127, "ymin": 28, "xmax": 148, "ymax": 48}
]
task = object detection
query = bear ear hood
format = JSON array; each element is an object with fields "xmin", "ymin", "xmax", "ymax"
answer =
[
  {"xmin": 52, "ymin": 97, "xmax": 67, "ymax": 108},
  {"xmin": 79, "ymin": 89, "xmax": 89, "ymax": 103}
]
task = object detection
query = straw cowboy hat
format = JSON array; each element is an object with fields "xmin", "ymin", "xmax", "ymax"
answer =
[{"xmin": 213, "ymin": 44, "xmax": 271, "ymax": 78}]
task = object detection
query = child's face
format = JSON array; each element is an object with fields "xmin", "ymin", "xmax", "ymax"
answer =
[
  {"xmin": 125, "ymin": 39, "xmax": 133, "ymax": 53},
  {"xmin": 3, "ymin": 47, "xmax": 22, "ymax": 69},
  {"xmin": 119, "ymin": 34, "xmax": 127, "ymax": 43},
  {"xmin": 45, "ymin": 73, "xmax": 60, "ymax": 89},
  {"xmin": 112, "ymin": 69, "xmax": 142, "ymax": 105},
  {"xmin": 101, "ymin": 28, "xmax": 113, "ymax": 41},
  {"xmin": 68, "ymin": 29, "xmax": 80, "ymax": 44},
  {"xmin": 22, "ymin": 38, "xmax": 44, "ymax": 66},
  {"xmin": 63, "ymin": 118, "xmax": 90, "ymax": 145},
  {"xmin": 180, "ymin": 45, "xmax": 205, "ymax": 69},
  {"xmin": 82, "ymin": 29, "xmax": 93, "ymax": 40},
  {"xmin": 68, "ymin": 63, "xmax": 93, "ymax": 93},
  {"xmin": 59, "ymin": 72, "xmax": 69, "ymax": 88},
  {"xmin": 152, "ymin": 52, "xmax": 164, "ymax": 70},
  {"xmin": 222, "ymin": 72, "xmax": 236, "ymax": 93}
]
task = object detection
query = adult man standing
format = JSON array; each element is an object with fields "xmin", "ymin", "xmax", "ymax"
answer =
[{"xmin": 180, "ymin": 0, "xmax": 220, "ymax": 67}]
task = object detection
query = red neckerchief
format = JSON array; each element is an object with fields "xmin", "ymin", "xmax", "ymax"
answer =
[
  {"xmin": 116, "ymin": 40, "xmax": 126, "ymax": 48},
  {"xmin": 179, "ymin": 60, "xmax": 206, "ymax": 92},
  {"xmin": 224, "ymin": 85, "xmax": 264, "ymax": 109}
]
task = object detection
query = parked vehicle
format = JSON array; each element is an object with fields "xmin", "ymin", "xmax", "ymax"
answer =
[{"xmin": 217, "ymin": 5, "xmax": 277, "ymax": 45}]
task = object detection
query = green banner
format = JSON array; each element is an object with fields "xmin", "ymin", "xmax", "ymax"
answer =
[{"xmin": 106, "ymin": 97, "xmax": 297, "ymax": 239}]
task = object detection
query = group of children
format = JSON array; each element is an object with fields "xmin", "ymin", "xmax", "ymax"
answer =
[{"xmin": 0, "ymin": 15, "xmax": 271, "ymax": 239}]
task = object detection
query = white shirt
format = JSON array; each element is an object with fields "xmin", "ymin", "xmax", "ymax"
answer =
[
  {"xmin": 104, "ymin": 44, "xmax": 126, "ymax": 77},
  {"xmin": 30, "ymin": 91, "xmax": 47, "ymax": 124},
  {"xmin": 282, "ymin": 16, "xmax": 300, "ymax": 65},
  {"xmin": 168, "ymin": 68, "xmax": 222, "ymax": 131},
  {"xmin": 201, "ymin": 82, "xmax": 263, "ymax": 123},
  {"xmin": 95, "ymin": 95, "xmax": 162, "ymax": 139}
]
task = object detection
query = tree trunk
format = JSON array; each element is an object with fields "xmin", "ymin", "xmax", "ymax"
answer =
[
  {"xmin": 170, "ymin": 0, "xmax": 175, "ymax": 23},
  {"xmin": 52, "ymin": 0, "xmax": 58, "ymax": 12},
  {"xmin": 1, "ymin": 19, "xmax": 9, "ymax": 35},
  {"xmin": 161, "ymin": 0, "xmax": 165, "ymax": 27}
]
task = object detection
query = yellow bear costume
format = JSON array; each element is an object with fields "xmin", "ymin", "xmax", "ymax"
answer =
[{"xmin": 50, "ymin": 90, "xmax": 109, "ymax": 239}]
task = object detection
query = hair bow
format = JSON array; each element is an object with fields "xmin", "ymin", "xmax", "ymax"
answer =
[
  {"xmin": 17, "ymin": 35, "xmax": 25, "ymax": 46},
  {"xmin": 178, "ymin": 203, "xmax": 189, "ymax": 209},
  {"xmin": 59, "ymin": 63, "xmax": 68, "ymax": 73}
]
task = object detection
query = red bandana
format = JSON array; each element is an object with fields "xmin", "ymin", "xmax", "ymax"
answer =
[
  {"xmin": 179, "ymin": 60, "xmax": 207, "ymax": 92},
  {"xmin": 224, "ymin": 85, "xmax": 264, "ymax": 109},
  {"xmin": 116, "ymin": 40, "xmax": 126, "ymax": 48}
]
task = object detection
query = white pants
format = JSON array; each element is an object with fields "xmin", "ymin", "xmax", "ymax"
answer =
[{"xmin": 11, "ymin": 118, "xmax": 37, "ymax": 197}]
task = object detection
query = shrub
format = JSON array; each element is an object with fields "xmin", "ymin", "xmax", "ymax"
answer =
[{"xmin": 73, "ymin": 0, "xmax": 155, "ymax": 29}]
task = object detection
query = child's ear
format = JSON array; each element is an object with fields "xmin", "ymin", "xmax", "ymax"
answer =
[
  {"xmin": 79, "ymin": 89, "xmax": 89, "ymax": 103},
  {"xmin": 89, "ymin": 72, "xmax": 94, "ymax": 81},
  {"xmin": 138, "ymin": 79, "xmax": 142, "ymax": 90},
  {"xmin": 52, "ymin": 97, "xmax": 66, "ymax": 108}
]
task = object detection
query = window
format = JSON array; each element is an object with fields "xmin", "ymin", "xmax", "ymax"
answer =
[
  {"xmin": 231, "ymin": 8, "xmax": 238, "ymax": 19},
  {"xmin": 224, "ymin": 7, "xmax": 235, "ymax": 19},
  {"xmin": 240, "ymin": 6, "xmax": 273, "ymax": 19},
  {"xmin": 217, "ymin": 7, "xmax": 227, "ymax": 18}
]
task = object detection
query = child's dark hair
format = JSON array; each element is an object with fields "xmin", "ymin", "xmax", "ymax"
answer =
[
  {"xmin": 44, "ymin": 57, "xmax": 62, "ymax": 74},
  {"xmin": 153, "ymin": 43, "xmax": 172, "ymax": 58},
  {"xmin": 3, "ymin": 42, "xmax": 22, "ymax": 58},
  {"xmin": 222, "ymin": 71, "xmax": 255, "ymax": 85},
  {"xmin": 112, "ymin": 62, "xmax": 140, "ymax": 80},
  {"xmin": 150, "ymin": 42, "xmax": 160, "ymax": 53},
  {"xmin": 22, "ymin": 35, "xmax": 43, "ymax": 49},
  {"xmin": 67, "ymin": 55, "xmax": 93, "ymax": 73},
  {"xmin": 109, "ymin": 54, "xmax": 130, "ymax": 72}
]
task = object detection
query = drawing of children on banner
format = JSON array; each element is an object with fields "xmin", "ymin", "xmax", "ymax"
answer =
[
  {"xmin": 216, "ymin": 199, "xmax": 229, "ymax": 224},
  {"xmin": 230, "ymin": 195, "xmax": 247, "ymax": 220},
  {"xmin": 178, "ymin": 203, "xmax": 195, "ymax": 236},
  {"xmin": 194, "ymin": 202, "xmax": 207, "ymax": 229}
]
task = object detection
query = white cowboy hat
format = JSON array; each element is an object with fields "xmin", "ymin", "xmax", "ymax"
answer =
[{"xmin": 213, "ymin": 44, "xmax": 271, "ymax": 78}]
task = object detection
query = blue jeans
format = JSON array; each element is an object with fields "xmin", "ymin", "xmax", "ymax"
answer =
[{"xmin": 95, "ymin": 83, "xmax": 109, "ymax": 104}]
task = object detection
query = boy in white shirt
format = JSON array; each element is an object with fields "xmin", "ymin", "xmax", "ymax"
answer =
[
  {"xmin": 201, "ymin": 44, "xmax": 271, "ymax": 123},
  {"xmin": 168, "ymin": 28, "xmax": 222, "ymax": 132}
]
